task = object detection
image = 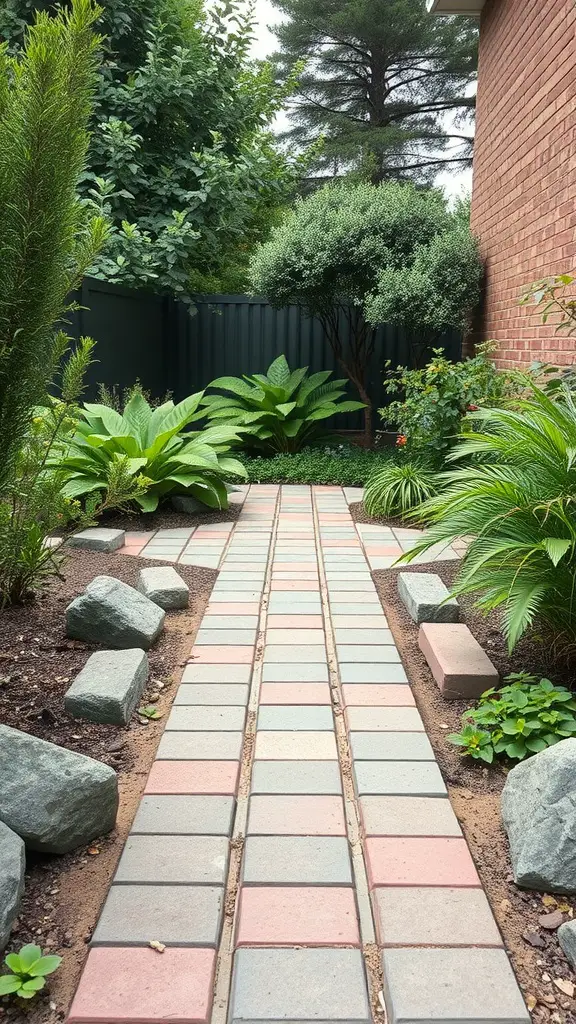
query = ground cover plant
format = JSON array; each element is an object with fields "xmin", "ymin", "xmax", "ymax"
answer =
[
  {"xmin": 0, "ymin": 945, "xmax": 61, "ymax": 1001},
  {"xmin": 363, "ymin": 462, "xmax": 438, "ymax": 518},
  {"xmin": 202, "ymin": 355, "xmax": 364, "ymax": 454},
  {"xmin": 238, "ymin": 444, "xmax": 396, "ymax": 485},
  {"xmin": 403, "ymin": 380, "xmax": 576, "ymax": 653},
  {"xmin": 54, "ymin": 391, "xmax": 247, "ymax": 512},
  {"xmin": 449, "ymin": 674, "xmax": 576, "ymax": 764}
]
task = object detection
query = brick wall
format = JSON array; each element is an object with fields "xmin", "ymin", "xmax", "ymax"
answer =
[{"xmin": 470, "ymin": 0, "xmax": 576, "ymax": 368}]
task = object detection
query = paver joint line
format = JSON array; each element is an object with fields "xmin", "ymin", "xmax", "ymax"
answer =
[{"xmin": 67, "ymin": 484, "xmax": 528, "ymax": 1024}]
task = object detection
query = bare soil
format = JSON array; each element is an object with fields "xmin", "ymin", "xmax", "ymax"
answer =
[
  {"xmin": 0, "ymin": 546, "xmax": 217, "ymax": 1024},
  {"xmin": 374, "ymin": 557, "xmax": 576, "ymax": 1024}
]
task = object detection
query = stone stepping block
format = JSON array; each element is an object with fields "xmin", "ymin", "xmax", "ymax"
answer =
[
  {"xmin": 419, "ymin": 622, "xmax": 499, "ymax": 699},
  {"xmin": 66, "ymin": 576, "xmax": 165, "ymax": 650},
  {"xmin": 248, "ymin": 794, "xmax": 346, "ymax": 835},
  {"xmin": 365, "ymin": 836, "xmax": 480, "ymax": 888},
  {"xmin": 381, "ymin": 948, "xmax": 529, "ymax": 1024},
  {"xmin": 353, "ymin": 762, "xmax": 446, "ymax": 797},
  {"xmin": 145, "ymin": 760, "xmax": 239, "ymax": 795},
  {"xmin": 228, "ymin": 947, "xmax": 371, "ymax": 1024},
  {"xmin": 64, "ymin": 649, "xmax": 148, "ymax": 726},
  {"xmin": 114, "ymin": 834, "xmax": 229, "ymax": 884},
  {"xmin": 92, "ymin": 884, "xmax": 223, "ymax": 946},
  {"xmin": 174, "ymin": 684, "xmax": 249, "ymax": 706},
  {"xmin": 251, "ymin": 761, "xmax": 342, "ymax": 795},
  {"xmin": 68, "ymin": 947, "xmax": 215, "ymax": 1024},
  {"xmin": 398, "ymin": 572, "xmax": 459, "ymax": 624},
  {"xmin": 346, "ymin": 707, "xmax": 424, "ymax": 731},
  {"xmin": 235, "ymin": 886, "xmax": 360, "ymax": 946},
  {"xmin": 0, "ymin": 724, "xmax": 118, "ymax": 854},
  {"xmin": 257, "ymin": 706, "xmax": 334, "ymax": 731},
  {"xmin": 131, "ymin": 795, "xmax": 235, "ymax": 835},
  {"xmin": 255, "ymin": 731, "xmax": 337, "ymax": 760},
  {"xmin": 137, "ymin": 565, "xmax": 189, "ymax": 609},
  {"xmin": 166, "ymin": 706, "xmax": 246, "ymax": 731},
  {"xmin": 243, "ymin": 835, "xmax": 352, "ymax": 885},
  {"xmin": 157, "ymin": 731, "xmax": 243, "ymax": 760},
  {"xmin": 359, "ymin": 796, "xmax": 461, "ymax": 837},
  {"xmin": 0, "ymin": 821, "xmax": 25, "ymax": 951},
  {"xmin": 68, "ymin": 527, "xmax": 125, "ymax": 552},
  {"xmin": 350, "ymin": 731, "xmax": 434, "ymax": 761},
  {"xmin": 341, "ymin": 664, "xmax": 408, "ymax": 684},
  {"xmin": 373, "ymin": 886, "xmax": 502, "ymax": 947}
]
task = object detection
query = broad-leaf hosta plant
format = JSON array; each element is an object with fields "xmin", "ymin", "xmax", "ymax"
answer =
[
  {"xmin": 54, "ymin": 391, "xmax": 247, "ymax": 511},
  {"xmin": 449, "ymin": 675, "xmax": 576, "ymax": 763},
  {"xmin": 404, "ymin": 381, "xmax": 576, "ymax": 651},
  {"xmin": 201, "ymin": 355, "xmax": 365, "ymax": 454}
]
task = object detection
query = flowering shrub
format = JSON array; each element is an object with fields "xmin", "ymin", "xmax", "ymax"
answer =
[{"xmin": 380, "ymin": 343, "xmax": 515, "ymax": 469}]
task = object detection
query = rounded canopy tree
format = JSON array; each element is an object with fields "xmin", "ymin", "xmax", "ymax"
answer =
[{"xmin": 249, "ymin": 180, "xmax": 482, "ymax": 443}]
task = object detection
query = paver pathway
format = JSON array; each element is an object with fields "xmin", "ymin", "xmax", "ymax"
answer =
[{"xmin": 68, "ymin": 485, "xmax": 529, "ymax": 1024}]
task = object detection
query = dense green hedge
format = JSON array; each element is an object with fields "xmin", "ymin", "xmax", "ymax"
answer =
[{"xmin": 235, "ymin": 446, "xmax": 396, "ymax": 486}]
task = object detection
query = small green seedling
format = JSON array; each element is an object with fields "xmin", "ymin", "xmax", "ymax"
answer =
[
  {"xmin": 138, "ymin": 705, "xmax": 163, "ymax": 720},
  {"xmin": 0, "ymin": 943, "xmax": 62, "ymax": 1000}
]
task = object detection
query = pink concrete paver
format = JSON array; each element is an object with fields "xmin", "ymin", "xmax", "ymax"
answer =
[
  {"xmin": 271, "ymin": 579, "xmax": 320, "ymax": 591},
  {"xmin": 145, "ymin": 760, "xmax": 239, "ymax": 794},
  {"xmin": 364, "ymin": 837, "xmax": 482, "ymax": 888},
  {"xmin": 68, "ymin": 947, "xmax": 216, "ymax": 1023},
  {"xmin": 207, "ymin": 602, "xmax": 260, "ymax": 615},
  {"xmin": 190, "ymin": 646, "xmax": 254, "ymax": 663},
  {"xmin": 235, "ymin": 887, "xmax": 360, "ymax": 946},
  {"xmin": 342, "ymin": 684, "xmax": 416, "ymax": 707}
]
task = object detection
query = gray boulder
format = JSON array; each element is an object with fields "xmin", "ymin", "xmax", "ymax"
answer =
[
  {"xmin": 501, "ymin": 738, "xmax": 576, "ymax": 893},
  {"xmin": 64, "ymin": 649, "xmax": 149, "ymax": 725},
  {"xmin": 0, "ymin": 725, "xmax": 118, "ymax": 854},
  {"xmin": 138, "ymin": 566, "xmax": 189, "ymax": 610},
  {"xmin": 558, "ymin": 920, "xmax": 576, "ymax": 967},
  {"xmin": 0, "ymin": 822, "xmax": 25, "ymax": 952},
  {"xmin": 66, "ymin": 575, "xmax": 165, "ymax": 650},
  {"xmin": 171, "ymin": 495, "xmax": 205, "ymax": 514}
]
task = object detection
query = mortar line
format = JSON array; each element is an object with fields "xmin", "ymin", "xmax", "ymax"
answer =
[
  {"xmin": 311, "ymin": 487, "xmax": 386, "ymax": 1024},
  {"xmin": 210, "ymin": 486, "xmax": 281, "ymax": 1024}
]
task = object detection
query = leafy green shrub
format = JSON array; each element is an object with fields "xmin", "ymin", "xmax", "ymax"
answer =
[
  {"xmin": 380, "ymin": 343, "xmax": 516, "ymax": 468},
  {"xmin": 448, "ymin": 674, "xmax": 576, "ymax": 764},
  {"xmin": 55, "ymin": 392, "xmax": 247, "ymax": 512},
  {"xmin": 239, "ymin": 446, "xmax": 396, "ymax": 485},
  {"xmin": 403, "ymin": 382, "xmax": 576, "ymax": 650},
  {"xmin": 0, "ymin": 944, "xmax": 62, "ymax": 1000},
  {"xmin": 364, "ymin": 463, "xmax": 439, "ymax": 519},
  {"xmin": 202, "ymin": 356, "xmax": 364, "ymax": 454}
]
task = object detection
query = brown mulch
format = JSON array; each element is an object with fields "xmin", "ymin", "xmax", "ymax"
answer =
[
  {"xmin": 349, "ymin": 499, "xmax": 410, "ymax": 530},
  {"xmin": 86, "ymin": 500, "xmax": 243, "ymax": 533},
  {"xmin": 374, "ymin": 557, "xmax": 576, "ymax": 1024},
  {"xmin": 0, "ymin": 546, "xmax": 217, "ymax": 1024}
]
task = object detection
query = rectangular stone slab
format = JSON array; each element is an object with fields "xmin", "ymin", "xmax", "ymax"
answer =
[
  {"xmin": 418, "ymin": 622, "xmax": 499, "ymax": 699},
  {"xmin": 243, "ymin": 835, "xmax": 352, "ymax": 884},
  {"xmin": 114, "ymin": 834, "xmax": 229, "ymax": 884},
  {"xmin": 137, "ymin": 566, "xmax": 189, "ymax": 609},
  {"xmin": 92, "ymin": 884, "xmax": 223, "ymax": 945},
  {"xmin": 397, "ymin": 572, "xmax": 459, "ymax": 624},
  {"xmin": 131, "ymin": 795, "xmax": 235, "ymax": 835},
  {"xmin": 64, "ymin": 649, "xmax": 149, "ymax": 726},
  {"xmin": 68, "ymin": 528, "xmax": 125, "ymax": 552}
]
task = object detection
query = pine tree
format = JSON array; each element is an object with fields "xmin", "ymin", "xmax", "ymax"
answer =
[{"xmin": 271, "ymin": 0, "xmax": 478, "ymax": 183}]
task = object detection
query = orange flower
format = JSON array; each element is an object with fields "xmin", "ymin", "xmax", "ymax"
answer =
[{"xmin": 396, "ymin": 434, "xmax": 407, "ymax": 446}]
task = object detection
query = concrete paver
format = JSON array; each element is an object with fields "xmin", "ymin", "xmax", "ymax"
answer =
[{"xmin": 69, "ymin": 485, "xmax": 526, "ymax": 1024}]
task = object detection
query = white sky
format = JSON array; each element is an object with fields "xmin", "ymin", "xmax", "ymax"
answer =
[{"xmin": 248, "ymin": 0, "xmax": 473, "ymax": 200}]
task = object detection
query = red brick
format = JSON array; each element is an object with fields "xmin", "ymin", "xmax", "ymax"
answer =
[
  {"xmin": 365, "ymin": 837, "xmax": 481, "ymax": 888},
  {"xmin": 235, "ymin": 887, "xmax": 360, "ymax": 946},
  {"xmin": 145, "ymin": 760, "xmax": 239, "ymax": 794}
]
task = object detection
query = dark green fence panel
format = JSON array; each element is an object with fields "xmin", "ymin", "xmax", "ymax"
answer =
[{"xmin": 72, "ymin": 280, "xmax": 462, "ymax": 431}]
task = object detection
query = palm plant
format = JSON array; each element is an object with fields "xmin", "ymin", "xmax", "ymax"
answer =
[
  {"xmin": 201, "ymin": 355, "xmax": 365, "ymax": 453},
  {"xmin": 364, "ymin": 463, "xmax": 439, "ymax": 519},
  {"xmin": 404, "ymin": 381, "xmax": 576, "ymax": 651},
  {"xmin": 54, "ymin": 391, "xmax": 247, "ymax": 511}
]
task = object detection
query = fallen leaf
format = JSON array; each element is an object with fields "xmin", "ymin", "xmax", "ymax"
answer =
[
  {"xmin": 138, "ymin": 705, "xmax": 163, "ymax": 720},
  {"xmin": 542, "ymin": 895, "xmax": 558, "ymax": 908},
  {"xmin": 539, "ymin": 910, "xmax": 564, "ymax": 930},
  {"xmin": 526, "ymin": 995, "xmax": 537, "ymax": 1011},
  {"xmin": 538, "ymin": 994, "xmax": 557, "ymax": 1007},
  {"xmin": 557, "ymin": 902, "xmax": 572, "ymax": 913},
  {"xmin": 553, "ymin": 979, "xmax": 574, "ymax": 999},
  {"xmin": 87, "ymin": 847, "xmax": 100, "ymax": 856},
  {"xmin": 149, "ymin": 940, "xmax": 166, "ymax": 954},
  {"xmin": 523, "ymin": 930, "xmax": 546, "ymax": 948}
]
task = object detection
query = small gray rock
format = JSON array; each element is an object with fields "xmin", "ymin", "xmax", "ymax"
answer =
[
  {"xmin": 0, "ymin": 725, "xmax": 118, "ymax": 854},
  {"xmin": 398, "ymin": 572, "xmax": 459, "ymax": 624},
  {"xmin": 502, "ymin": 738, "xmax": 576, "ymax": 893},
  {"xmin": 171, "ymin": 495, "xmax": 205, "ymax": 513},
  {"xmin": 66, "ymin": 575, "xmax": 165, "ymax": 650},
  {"xmin": 0, "ymin": 822, "xmax": 25, "ymax": 952},
  {"xmin": 138, "ymin": 566, "xmax": 189, "ymax": 610},
  {"xmin": 68, "ymin": 528, "xmax": 125, "ymax": 552},
  {"xmin": 64, "ymin": 649, "xmax": 149, "ymax": 725},
  {"xmin": 558, "ymin": 920, "xmax": 576, "ymax": 967}
]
